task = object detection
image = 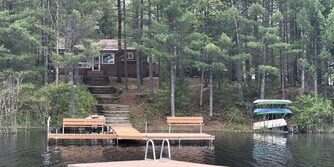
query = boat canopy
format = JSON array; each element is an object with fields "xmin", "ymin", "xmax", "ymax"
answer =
[
  {"xmin": 253, "ymin": 108, "xmax": 293, "ymax": 115},
  {"xmin": 253, "ymin": 99, "xmax": 292, "ymax": 106}
]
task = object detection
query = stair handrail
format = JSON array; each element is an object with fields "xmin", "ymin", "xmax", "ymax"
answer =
[
  {"xmin": 144, "ymin": 139, "xmax": 156, "ymax": 160},
  {"xmin": 160, "ymin": 139, "xmax": 171, "ymax": 159}
]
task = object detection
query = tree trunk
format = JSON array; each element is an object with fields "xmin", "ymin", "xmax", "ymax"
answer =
[
  {"xmin": 170, "ymin": 58, "xmax": 176, "ymax": 117},
  {"xmin": 301, "ymin": 69, "xmax": 305, "ymax": 92},
  {"xmin": 209, "ymin": 69, "xmax": 213, "ymax": 117},
  {"xmin": 41, "ymin": 0, "xmax": 48, "ymax": 85},
  {"xmin": 314, "ymin": 41, "xmax": 318, "ymax": 96},
  {"xmin": 139, "ymin": 0, "xmax": 144, "ymax": 85},
  {"xmin": 260, "ymin": 72, "xmax": 266, "ymax": 99},
  {"xmin": 148, "ymin": 0, "xmax": 153, "ymax": 100},
  {"xmin": 116, "ymin": 0, "xmax": 122, "ymax": 83},
  {"xmin": 314, "ymin": 72, "xmax": 318, "ymax": 96},
  {"xmin": 301, "ymin": 48, "xmax": 306, "ymax": 93},
  {"xmin": 55, "ymin": 0, "xmax": 59, "ymax": 84},
  {"xmin": 260, "ymin": 45, "xmax": 267, "ymax": 99},
  {"xmin": 133, "ymin": 0, "xmax": 141, "ymax": 96},
  {"xmin": 200, "ymin": 69, "xmax": 204, "ymax": 106},
  {"xmin": 123, "ymin": 0, "xmax": 128, "ymax": 90},
  {"xmin": 156, "ymin": 4, "xmax": 161, "ymax": 88},
  {"xmin": 69, "ymin": 64, "xmax": 75, "ymax": 116}
]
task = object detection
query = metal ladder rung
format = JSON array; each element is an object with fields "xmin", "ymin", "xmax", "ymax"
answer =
[{"xmin": 144, "ymin": 139, "xmax": 171, "ymax": 161}]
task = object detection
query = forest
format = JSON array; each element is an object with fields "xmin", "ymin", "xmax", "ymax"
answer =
[{"xmin": 1, "ymin": 0, "xmax": 334, "ymax": 133}]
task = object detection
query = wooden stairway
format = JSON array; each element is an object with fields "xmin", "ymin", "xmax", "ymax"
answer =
[
  {"xmin": 84, "ymin": 71, "xmax": 131, "ymax": 127},
  {"xmin": 87, "ymin": 86, "xmax": 121, "ymax": 104},
  {"xmin": 83, "ymin": 71, "xmax": 110, "ymax": 86},
  {"xmin": 96, "ymin": 104, "xmax": 131, "ymax": 126}
]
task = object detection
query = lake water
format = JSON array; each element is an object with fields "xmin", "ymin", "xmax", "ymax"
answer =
[{"xmin": 1, "ymin": 130, "xmax": 334, "ymax": 167}]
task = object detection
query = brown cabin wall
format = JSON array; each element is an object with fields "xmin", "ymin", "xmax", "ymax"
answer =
[
  {"xmin": 59, "ymin": 50, "xmax": 152, "ymax": 78},
  {"xmin": 79, "ymin": 50, "xmax": 149, "ymax": 78}
]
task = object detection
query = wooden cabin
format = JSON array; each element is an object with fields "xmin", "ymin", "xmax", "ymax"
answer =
[{"xmin": 59, "ymin": 39, "xmax": 157, "ymax": 79}]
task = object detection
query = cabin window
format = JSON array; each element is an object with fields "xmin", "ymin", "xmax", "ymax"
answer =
[
  {"xmin": 78, "ymin": 61, "xmax": 91, "ymax": 68},
  {"xmin": 102, "ymin": 53, "xmax": 115, "ymax": 64},
  {"xmin": 127, "ymin": 52, "xmax": 134, "ymax": 59}
]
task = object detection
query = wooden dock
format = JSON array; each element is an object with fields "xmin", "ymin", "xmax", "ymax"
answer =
[
  {"xmin": 48, "ymin": 133, "xmax": 116, "ymax": 140},
  {"xmin": 68, "ymin": 159, "xmax": 222, "ymax": 167},
  {"xmin": 48, "ymin": 126, "xmax": 214, "ymax": 141}
]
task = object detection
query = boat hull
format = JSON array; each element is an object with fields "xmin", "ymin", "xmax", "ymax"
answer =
[{"xmin": 253, "ymin": 118, "xmax": 288, "ymax": 130}]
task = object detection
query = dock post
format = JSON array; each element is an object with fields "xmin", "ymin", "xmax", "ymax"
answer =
[
  {"xmin": 178, "ymin": 137, "xmax": 181, "ymax": 148},
  {"xmin": 47, "ymin": 116, "xmax": 51, "ymax": 135},
  {"xmin": 145, "ymin": 121, "xmax": 147, "ymax": 133}
]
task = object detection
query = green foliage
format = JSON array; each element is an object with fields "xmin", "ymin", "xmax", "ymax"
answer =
[
  {"xmin": 290, "ymin": 94, "xmax": 334, "ymax": 132},
  {"xmin": 246, "ymin": 41, "xmax": 264, "ymax": 48},
  {"xmin": 248, "ymin": 3, "xmax": 266, "ymax": 16},
  {"xmin": 142, "ymin": 89, "xmax": 169, "ymax": 121},
  {"xmin": 259, "ymin": 65, "xmax": 279, "ymax": 76},
  {"xmin": 175, "ymin": 79, "xmax": 191, "ymax": 113},
  {"xmin": 23, "ymin": 82, "xmax": 97, "ymax": 125},
  {"xmin": 218, "ymin": 33, "xmax": 232, "ymax": 47},
  {"xmin": 205, "ymin": 43, "xmax": 221, "ymax": 58},
  {"xmin": 271, "ymin": 11, "xmax": 284, "ymax": 23}
]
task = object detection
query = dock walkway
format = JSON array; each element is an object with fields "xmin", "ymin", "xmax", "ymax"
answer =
[
  {"xmin": 69, "ymin": 159, "xmax": 222, "ymax": 167},
  {"xmin": 48, "ymin": 126, "xmax": 214, "ymax": 141}
]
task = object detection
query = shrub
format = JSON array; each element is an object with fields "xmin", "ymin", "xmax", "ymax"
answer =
[
  {"xmin": 290, "ymin": 94, "xmax": 334, "ymax": 132},
  {"xmin": 23, "ymin": 82, "xmax": 97, "ymax": 126}
]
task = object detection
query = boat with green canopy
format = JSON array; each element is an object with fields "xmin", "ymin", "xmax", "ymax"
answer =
[{"xmin": 253, "ymin": 99, "xmax": 293, "ymax": 130}]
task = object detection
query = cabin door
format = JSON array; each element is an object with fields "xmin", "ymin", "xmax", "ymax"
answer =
[{"xmin": 92, "ymin": 56, "xmax": 100, "ymax": 71}]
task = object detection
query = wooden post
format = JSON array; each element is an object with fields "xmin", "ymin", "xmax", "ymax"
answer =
[
  {"xmin": 168, "ymin": 124, "xmax": 171, "ymax": 133},
  {"xmin": 200, "ymin": 124, "xmax": 202, "ymax": 133},
  {"xmin": 47, "ymin": 116, "xmax": 51, "ymax": 135},
  {"xmin": 145, "ymin": 121, "xmax": 148, "ymax": 133},
  {"xmin": 178, "ymin": 137, "xmax": 181, "ymax": 148}
]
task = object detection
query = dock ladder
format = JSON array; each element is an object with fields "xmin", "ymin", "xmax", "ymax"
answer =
[{"xmin": 144, "ymin": 139, "xmax": 171, "ymax": 161}]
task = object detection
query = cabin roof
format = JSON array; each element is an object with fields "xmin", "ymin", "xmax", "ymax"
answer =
[
  {"xmin": 253, "ymin": 99, "xmax": 292, "ymax": 105},
  {"xmin": 58, "ymin": 39, "xmax": 136, "ymax": 51}
]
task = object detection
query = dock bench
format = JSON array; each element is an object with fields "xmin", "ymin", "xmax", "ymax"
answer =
[
  {"xmin": 62, "ymin": 118, "xmax": 105, "ymax": 134},
  {"xmin": 167, "ymin": 117, "xmax": 204, "ymax": 133}
]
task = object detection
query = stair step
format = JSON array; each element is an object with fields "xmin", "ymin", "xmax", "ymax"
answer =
[
  {"xmin": 107, "ymin": 123, "xmax": 132, "ymax": 127},
  {"xmin": 96, "ymin": 104, "xmax": 129, "ymax": 111},
  {"xmin": 84, "ymin": 81, "xmax": 109, "ymax": 86},
  {"xmin": 96, "ymin": 104, "xmax": 129, "ymax": 108},
  {"xmin": 106, "ymin": 117, "xmax": 129, "ymax": 120},
  {"xmin": 101, "ymin": 110, "xmax": 130, "ymax": 114},
  {"xmin": 104, "ymin": 114, "xmax": 129, "ymax": 118},
  {"xmin": 106, "ymin": 120, "xmax": 131, "ymax": 124},
  {"xmin": 97, "ymin": 99, "xmax": 119, "ymax": 104}
]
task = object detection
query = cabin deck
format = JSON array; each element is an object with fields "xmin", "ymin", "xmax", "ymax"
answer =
[
  {"xmin": 48, "ymin": 126, "xmax": 214, "ymax": 141},
  {"xmin": 68, "ymin": 159, "xmax": 222, "ymax": 167}
]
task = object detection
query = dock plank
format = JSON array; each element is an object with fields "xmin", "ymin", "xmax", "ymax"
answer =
[
  {"xmin": 48, "ymin": 126, "xmax": 214, "ymax": 141},
  {"xmin": 69, "ymin": 159, "xmax": 222, "ymax": 167},
  {"xmin": 48, "ymin": 134, "xmax": 116, "ymax": 140}
]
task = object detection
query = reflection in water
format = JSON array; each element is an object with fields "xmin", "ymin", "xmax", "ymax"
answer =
[
  {"xmin": 252, "ymin": 133, "xmax": 293, "ymax": 167},
  {"xmin": 1, "ymin": 130, "xmax": 334, "ymax": 167},
  {"xmin": 50, "ymin": 143, "xmax": 215, "ymax": 165},
  {"xmin": 253, "ymin": 133, "xmax": 287, "ymax": 146}
]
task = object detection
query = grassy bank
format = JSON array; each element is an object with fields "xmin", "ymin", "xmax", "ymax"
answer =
[{"xmin": 126, "ymin": 78, "xmax": 334, "ymax": 133}]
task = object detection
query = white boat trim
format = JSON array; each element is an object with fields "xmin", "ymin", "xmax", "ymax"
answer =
[{"xmin": 253, "ymin": 118, "xmax": 288, "ymax": 130}]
